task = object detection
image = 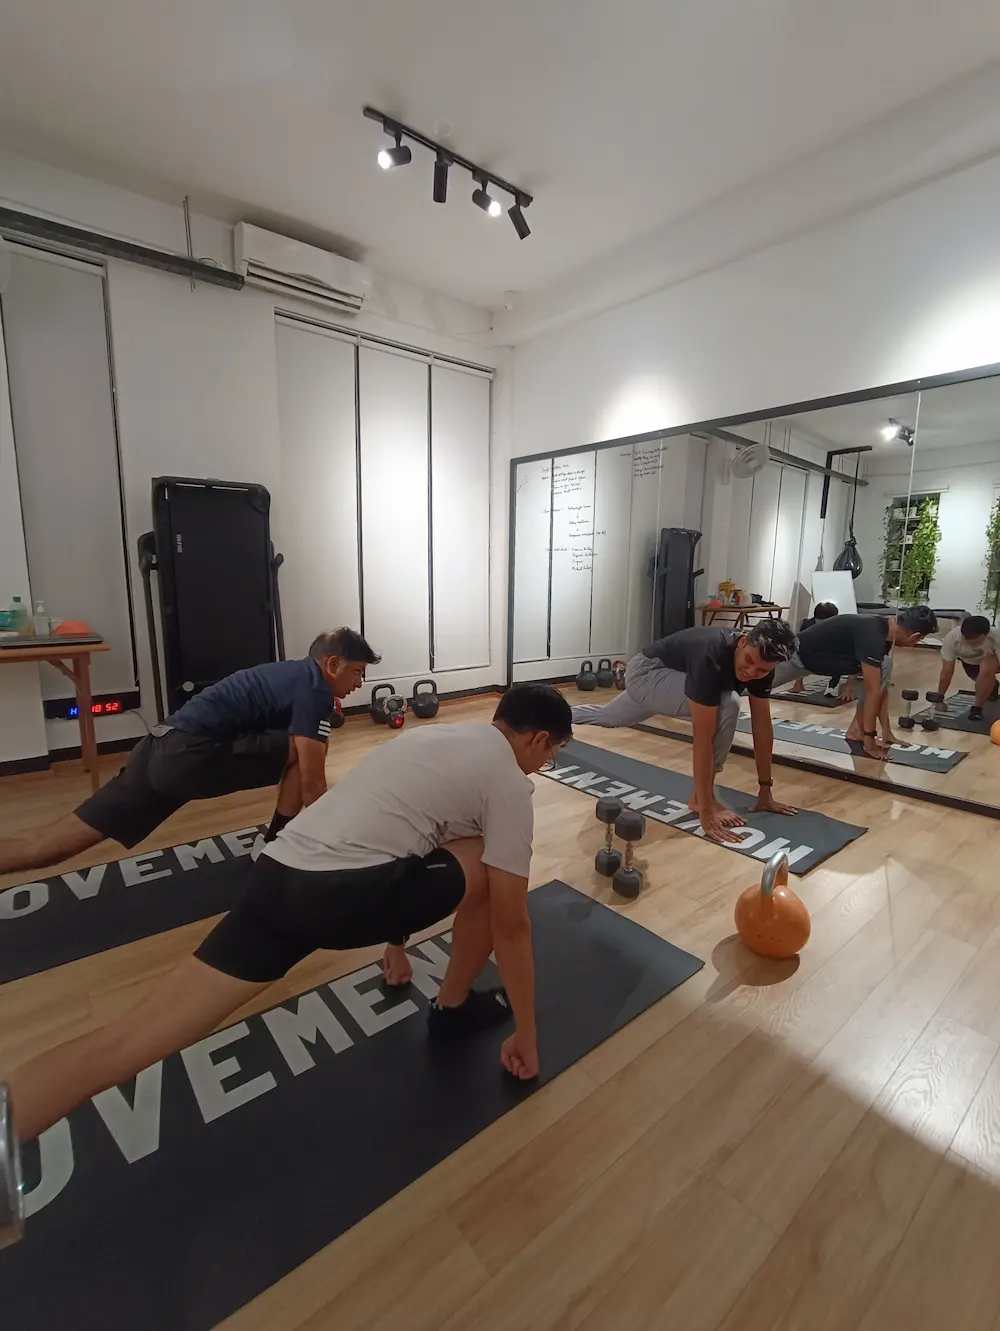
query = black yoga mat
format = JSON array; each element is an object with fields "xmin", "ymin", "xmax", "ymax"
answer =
[
  {"xmin": 6, "ymin": 881, "xmax": 702, "ymax": 1331},
  {"xmin": 543, "ymin": 738, "xmax": 866, "ymax": 873},
  {"xmin": 771, "ymin": 677, "xmax": 848, "ymax": 708},
  {"xmin": 912, "ymin": 690, "xmax": 1000, "ymax": 735},
  {"xmin": 736, "ymin": 716, "xmax": 967, "ymax": 772},
  {"xmin": 0, "ymin": 825, "xmax": 263, "ymax": 983}
]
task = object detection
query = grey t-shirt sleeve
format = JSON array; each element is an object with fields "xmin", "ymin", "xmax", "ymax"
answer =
[
  {"xmin": 481, "ymin": 776, "xmax": 535, "ymax": 878},
  {"xmin": 940, "ymin": 629, "xmax": 960, "ymax": 663}
]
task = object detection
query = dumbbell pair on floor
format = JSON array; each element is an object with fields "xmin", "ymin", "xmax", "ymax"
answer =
[
  {"xmin": 595, "ymin": 797, "xmax": 645, "ymax": 899},
  {"xmin": 898, "ymin": 689, "xmax": 943, "ymax": 732}
]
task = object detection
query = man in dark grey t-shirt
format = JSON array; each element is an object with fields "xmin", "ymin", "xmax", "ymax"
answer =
[
  {"xmin": 572, "ymin": 620, "xmax": 798, "ymax": 844},
  {"xmin": 772, "ymin": 607, "xmax": 937, "ymax": 758}
]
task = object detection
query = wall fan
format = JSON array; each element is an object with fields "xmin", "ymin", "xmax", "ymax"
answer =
[{"xmin": 730, "ymin": 440, "xmax": 770, "ymax": 479}]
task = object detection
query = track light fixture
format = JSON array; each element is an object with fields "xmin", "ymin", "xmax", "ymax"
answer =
[
  {"xmin": 363, "ymin": 105, "xmax": 534, "ymax": 237},
  {"xmin": 508, "ymin": 195, "xmax": 531, "ymax": 239},
  {"xmin": 881, "ymin": 419, "xmax": 915, "ymax": 446},
  {"xmin": 377, "ymin": 131, "xmax": 412, "ymax": 170},
  {"xmin": 433, "ymin": 153, "xmax": 451, "ymax": 204},
  {"xmin": 472, "ymin": 178, "xmax": 502, "ymax": 217}
]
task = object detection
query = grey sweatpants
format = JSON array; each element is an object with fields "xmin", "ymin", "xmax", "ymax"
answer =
[{"xmin": 572, "ymin": 651, "xmax": 741, "ymax": 773}]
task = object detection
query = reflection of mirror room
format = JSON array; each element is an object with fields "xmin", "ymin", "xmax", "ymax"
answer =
[{"xmin": 510, "ymin": 375, "xmax": 1000, "ymax": 811}]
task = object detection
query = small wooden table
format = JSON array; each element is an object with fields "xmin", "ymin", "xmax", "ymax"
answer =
[
  {"xmin": 0, "ymin": 640, "xmax": 109, "ymax": 791},
  {"xmin": 699, "ymin": 603, "xmax": 790, "ymax": 630}
]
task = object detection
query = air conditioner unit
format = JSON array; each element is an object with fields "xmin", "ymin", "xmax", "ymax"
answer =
[{"xmin": 234, "ymin": 223, "xmax": 372, "ymax": 313}]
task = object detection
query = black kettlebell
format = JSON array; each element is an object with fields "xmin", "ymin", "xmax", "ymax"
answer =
[
  {"xmin": 577, "ymin": 660, "xmax": 597, "ymax": 691},
  {"xmin": 410, "ymin": 679, "xmax": 440, "ymax": 719},
  {"xmin": 329, "ymin": 700, "xmax": 345, "ymax": 729},
  {"xmin": 595, "ymin": 658, "xmax": 614, "ymax": 688},
  {"xmin": 370, "ymin": 683, "xmax": 395, "ymax": 725}
]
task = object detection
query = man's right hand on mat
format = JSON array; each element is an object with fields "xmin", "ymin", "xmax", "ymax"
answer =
[
  {"xmin": 700, "ymin": 806, "xmax": 746, "ymax": 845},
  {"xmin": 501, "ymin": 1032, "xmax": 539, "ymax": 1080}
]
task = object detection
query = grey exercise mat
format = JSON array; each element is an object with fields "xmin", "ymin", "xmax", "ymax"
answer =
[
  {"xmin": 5, "ymin": 881, "xmax": 702, "ymax": 1331},
  {"xmin": 543, "ymin": 738, "xmax": 865, "ymax": 873},
  {"xmin": 771, "ymin": 678, "xmax": 848, "ymax": 708},
  {"xmin": 912, "ymin": 690, "xmax": 1000, "ymax": 735},
  {"xmin": 0, "ymin": 825, "xmax": 265, "ymax": 984},
  {"xmin": 737, "ymin": 716, "xmax": 967, "ymax": 772}
]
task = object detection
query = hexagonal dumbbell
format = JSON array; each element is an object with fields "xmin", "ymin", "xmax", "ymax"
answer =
[
  {"xmin": 898, "ymin": 688, "xmax": 919, "ymax": 730},
  {"xmin": 594, "ymin": 796, "xmax": 624, "ymax": 876},
  {"xmin": 919, "ymin": 691, "xmax": 944, "ymax": 731},
  {"xmin": 612, "ymin": 808, "xmax": 646, "ymax": 899}
]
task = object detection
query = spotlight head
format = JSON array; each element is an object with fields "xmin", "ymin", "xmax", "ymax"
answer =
[
  {"xmin": 377, "ymin": 131, "xmax": 411, "ymax": 170},
  {"xmin": 508, "ymin": 197, "xmax": 531, "ymax": 239},
  {"xmin": 880, "ymin": 420, "xmax": 901, "ymax": 441},
  {"xmin": 472, "ymin": 181, "xmax": 501, "ymax": 217},
  {"xmin": 433, "ymin": 153, "xmax": 450, "ymax": 204}
]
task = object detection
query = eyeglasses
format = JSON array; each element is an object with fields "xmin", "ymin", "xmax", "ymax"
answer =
[{"xmin": 538, "ymin": 737, "xmax": 570, "ymax": 772}]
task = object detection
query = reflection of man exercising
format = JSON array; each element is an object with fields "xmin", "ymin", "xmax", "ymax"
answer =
[
  {"xmin": 773, "ymin": 607, "xmax": 938, "ymax": 758},
  {"xmin": 571, "ymin": 620, "xmax": 799, "ymax": 844},
  {"xmin": 935, "ymin": 616, "xmax": 1000, "ymax": 721},
  {"xmin": 788, "ymin": 602, "xmax": 847, "ymax": 698}
]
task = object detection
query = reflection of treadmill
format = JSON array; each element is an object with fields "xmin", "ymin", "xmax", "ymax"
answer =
[{"xmin": 648, "ymin": 528, "xmax": 703, "ymax": 640}]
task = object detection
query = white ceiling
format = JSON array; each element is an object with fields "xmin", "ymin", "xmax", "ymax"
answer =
[
  {"xmin": 2, "ymin": 1, "xmax": 1000, "ymax": 309},
  {"xmin": 777, "ymin": 373, "xmax": 1000, "ymax": 453}
]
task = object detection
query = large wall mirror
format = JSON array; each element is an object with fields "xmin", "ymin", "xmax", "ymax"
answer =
[{"xmin": 507, "ymin": 368, "xmax": 1000, "ymax": 818}]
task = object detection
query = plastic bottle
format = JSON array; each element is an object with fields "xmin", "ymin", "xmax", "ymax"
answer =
[
  {"xmin": 10, "ymin": 596, "xmax": 30, "ymax": 634},
  {"xmin": 33, "ymin": 601, "xmax": 51, "ymax": 636}
]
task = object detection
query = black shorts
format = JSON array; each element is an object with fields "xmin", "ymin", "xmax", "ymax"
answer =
[
  {"xmin": 194, "ymin": 849, "xmax": 466, "ymax": 982},
  {"xmin": 962, "ymin": 661, "xmax": 981, "ymax": 680},
  {"xmin": 75, "ymin": 727, "xmax": 290, "ymax": 848}
]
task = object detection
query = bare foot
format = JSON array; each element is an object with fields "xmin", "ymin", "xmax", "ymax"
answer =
[
  {"xmin": 844, "ymin": 725, "xmax": 862, "ymax": 742},
  {"xmin": 381, "ymin": 944, "xmax": 413, "ymax": 986},
  {"xmin": 882, "ymin": 731, "xmax": 899, "ymax": 747},
  {"xmin": 790, "ymin": 681, "xmax": 805, "ymax": 694}
]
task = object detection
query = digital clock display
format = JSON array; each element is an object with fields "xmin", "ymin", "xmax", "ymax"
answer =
[{"xmin": 66, "ymin": 700, "xmax": 125, "ymax": 719}]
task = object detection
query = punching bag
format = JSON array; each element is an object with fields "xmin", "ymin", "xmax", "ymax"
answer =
[{"xmin": 832, "ymin": 455, "xmax": 863, "ymax": 580}]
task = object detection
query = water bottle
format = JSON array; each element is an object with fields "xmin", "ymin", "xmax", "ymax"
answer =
[
  {"xmin": 10, "ymin": 596, "xmax": 30, "ymax": 634},
  {"xmin": 33, "ymin": 601, "xmax": 51, "ymax": 636}
]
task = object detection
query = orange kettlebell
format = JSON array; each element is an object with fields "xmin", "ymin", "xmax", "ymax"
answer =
[
  {"xmin": 991, "ymin": 719, "xmax": 1000, "ymax": 746},
  {"xmin": 734, "ymin": 851, "xmax": 811, "ymax": 960}
]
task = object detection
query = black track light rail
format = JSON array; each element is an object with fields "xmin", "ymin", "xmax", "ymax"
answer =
[{"xmin": 363, "ymin": 106, "xmax": 533, "ymax": 207}]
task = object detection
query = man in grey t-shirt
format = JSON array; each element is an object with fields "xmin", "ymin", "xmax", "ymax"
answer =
[
  {"xmin": 936, "ymin": 615, "xmax": 1000, "ymax": 721},
  {"xmin": 1, "ymin": 686, "xmax": 573, "ymax": 1176}
]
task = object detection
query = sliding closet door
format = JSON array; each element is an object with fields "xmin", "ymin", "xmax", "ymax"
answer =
[
  {"xmin": 430, "ymin": 364, "xmax": 490, "ymax": 670},
  {"xmin": 1, "ymin": 249, "xmax": 133, "ymax": 696},
  {"xmin": 274, "ymin": 320, "xmax": 360, "ymax": 656},
  {"xmin": 358, "ymin": 345, "xmax": 429, "ymax": 679},
  {"xmin": 590, "ymin": 445, "xmax": 633, "ymax": 655},
  {"xmin": 512, "ymin": 458, "xmax": 552, "ymax": 663},
  {"xmin": 549, "ymin": 451, "xmax": 597, "ymax": 658}
]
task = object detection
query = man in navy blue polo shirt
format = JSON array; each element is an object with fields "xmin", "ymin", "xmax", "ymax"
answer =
[{"xmin": 0, "ymin": 627, "xmax": 379, "ymax": 877}]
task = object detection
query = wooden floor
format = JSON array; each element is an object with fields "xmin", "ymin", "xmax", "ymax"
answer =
[
  {"xmin": 4, "ymin": 695, "xmax": 1000, "ymax": 1330},
  {"xmin": 649, "ymin": 645, "xmax": 1000, "ymax": 809}
]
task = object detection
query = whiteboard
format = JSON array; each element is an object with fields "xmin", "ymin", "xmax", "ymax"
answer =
[
  {"xmin": 275, "ymin": 322, "xmax": 361, "ymax": 656},
  {"xmin": 812, "ymin": 570, "xmax": 858, "ymax": 614},
  {"xmin": 512, "ymin": 458, "xmax": 552, "ymax": 662},
  {"xmin": 358, "ymin": 346, "xmax": 429, "ymax": 680},
  {"xmin": 590, "ymin": 445, "xmax": 633, "ymax": 654},
  {"xmin": 549, "ymin": 451, "xmax": 597, "ymax": 658},
  {"xmin": 430, "ymin": 365, "xmax": 490, "ymax": 670}
]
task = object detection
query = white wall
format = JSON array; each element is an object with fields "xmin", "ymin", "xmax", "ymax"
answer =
[
  {"xmin": 856, "ymin": 441, "xmax": 1000, "ymax": 615},
  {"xmin": 0, "ymin": 150, "xmax": 508, "ymax": 764},
  {"xmin": 510, "ymin": 150, "xmax": 1000, "ymax": 462}
]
